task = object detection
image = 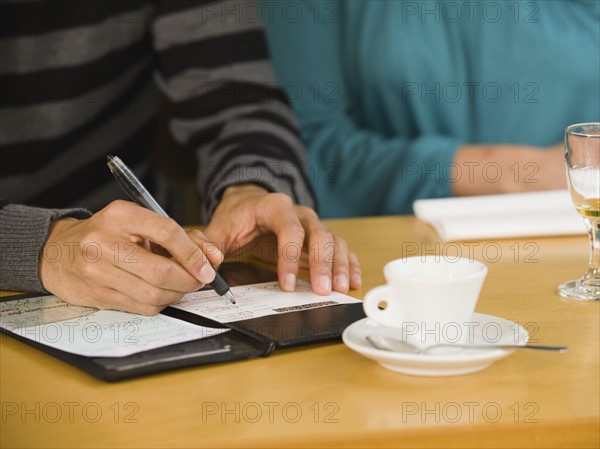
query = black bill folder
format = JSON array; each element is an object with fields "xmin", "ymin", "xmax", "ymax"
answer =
[{"xmin": 0, "ymin": 263, "xmax": 365, "ymax": 381}]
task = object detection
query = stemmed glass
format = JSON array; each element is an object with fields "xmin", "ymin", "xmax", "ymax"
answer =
[{"xmin": 558, "ymin": 123, "xmax": 600, "ymax": 301}]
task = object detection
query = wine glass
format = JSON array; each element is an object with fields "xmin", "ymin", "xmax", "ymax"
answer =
[{"xmin": 558, "ymin": 123, "xmax": 600, "ymax": 301}]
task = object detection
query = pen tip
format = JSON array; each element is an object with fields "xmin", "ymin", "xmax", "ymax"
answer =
[{"xmin": 224, "ymin": 291, "xmax": 236, "ymax": 305}]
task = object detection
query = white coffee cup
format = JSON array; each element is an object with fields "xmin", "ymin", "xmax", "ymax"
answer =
[{"xmin": 363, "ymin": 256, "xmax": 488, "ymax": 349}]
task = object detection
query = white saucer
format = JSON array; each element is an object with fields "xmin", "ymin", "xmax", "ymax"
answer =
[{"xmin": 342, "ymin": 313, "xmax": 529, "ymax": 377}]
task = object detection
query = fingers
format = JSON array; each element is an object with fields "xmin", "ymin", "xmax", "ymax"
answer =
[
  {"xmin": 78, "ymin": 263, "xmax": 185, "ymax": 315},
  {"xmin": 186, "ymin": 229, "xmax": 224, "ymax": 268},
  {"xmin": 328, "ymin": 235, "xmax": 349, "ymax": 293},
  {"xmin": 299, "ymin": 211, "xmax": 343, "ymax": 295},
  {"xmin": 102, "ymin": 201, "xmax": 220, "ymax": 285},
  {"xmin": 296, "ymin": 206, "xmax": 362, "ymax": 294},
  {"xmin": 348, "ymin": 250, "xmax": 362, "ymax": 290},
  {"xmin": 110, "ymin": 244, "xmax": 203, "ymax": 293},
  {"xmin": 304, "ymin": 221, "xmax": 336, "ymax": 295},
  {"xmin": 202, "ymin": 188, "xmax": 364, "ymax": 297},
  {"xmin": 262, "ymin": 198, "xmax": 361, "ymax": 296},
  {"xmin": 266, "ymin": 198, "xmax": 305, "ymax": 292},
  {"xmin": 40, "ymin": 201, "xmax": 228, "ymax": 313}
]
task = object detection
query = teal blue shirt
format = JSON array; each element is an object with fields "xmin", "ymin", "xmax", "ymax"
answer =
[{"xmin": 262, "ymin": 0, "xmax": 600, "ymax": 217}]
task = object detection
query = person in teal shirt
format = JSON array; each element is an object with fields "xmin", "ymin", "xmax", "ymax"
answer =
[{"xmin": 261, "ymin": 0, "xmax": 600, "ymax": 217}]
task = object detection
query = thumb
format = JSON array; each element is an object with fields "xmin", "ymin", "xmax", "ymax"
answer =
[{"xmin": 203, "ymin": 221, "xmax": 229, "ymax": 251}]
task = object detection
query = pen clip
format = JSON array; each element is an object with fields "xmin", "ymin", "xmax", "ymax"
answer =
[{"xmin": 107, "ymin": 155, "xmax": 168, "ymax": 217}]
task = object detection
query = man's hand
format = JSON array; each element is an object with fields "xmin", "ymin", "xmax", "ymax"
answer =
[
  {"xmin": 39, "ymin": 200, "xmax": 223, "ymax": 315},
  {"xmin": 204, "ymin": 184, "xmax": 362, "ymax": 295}
]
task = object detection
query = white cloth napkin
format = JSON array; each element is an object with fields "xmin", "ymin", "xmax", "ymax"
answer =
[{"xmin": 413, "ymin": 190, "xmax": 587, "ymax": 241}]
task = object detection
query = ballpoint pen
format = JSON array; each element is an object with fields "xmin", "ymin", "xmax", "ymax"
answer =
[{"xmin": 107, "ymin": 155, "xmax": 236, "ymax": 305}]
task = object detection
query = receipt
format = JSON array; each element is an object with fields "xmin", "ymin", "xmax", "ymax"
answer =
[
  {"xmin": 0, "ymin": 295, "xmax": 227, "ymax": 357},
  {"xmin": 172, "ymin": 281, "xmax": 360, "ymax": 323}
]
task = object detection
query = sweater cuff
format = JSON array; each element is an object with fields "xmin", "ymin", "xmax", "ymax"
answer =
[
  {"xmin": 0, "ymin": 204, "xmax": 91, "ymax": 292},
  {"xmin": 198, "ymin": 155, "xmax": 317, "ymax": 223}
]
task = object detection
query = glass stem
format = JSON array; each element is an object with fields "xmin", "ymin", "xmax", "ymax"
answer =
[{"xmin": 581, "ymin": 217, "xmax": 600, "ymax": 290}]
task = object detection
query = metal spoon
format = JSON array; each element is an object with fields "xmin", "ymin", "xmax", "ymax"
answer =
[{"xmin": 366, "ymin": 334, "xmax": 568, "ymax": 354}]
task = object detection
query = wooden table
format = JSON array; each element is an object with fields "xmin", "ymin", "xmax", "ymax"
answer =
[{"xmin": 1, "ymin": 216, "xmax": 598, "ymax": 448}]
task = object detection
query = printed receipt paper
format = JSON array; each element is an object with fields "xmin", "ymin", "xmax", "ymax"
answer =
[
  {"xmin": 171, "ymin": 280, "xmax": 360, "ymax": 323},
  {"xmin": 0, "ymin": 296, "xmax": 227, "ymax": 357},
  {"xmin": 0, "ymin": 281, "xmax": 359, "ymax": 357}
]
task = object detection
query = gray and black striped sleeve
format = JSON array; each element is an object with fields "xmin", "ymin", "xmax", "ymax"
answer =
[{"xmin": 151, "ymin": 0, "xmax": 316, "ymax": 222}]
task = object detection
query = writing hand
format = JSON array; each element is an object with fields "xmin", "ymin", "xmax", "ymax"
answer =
[{"xmin": 39, "ymin": 200, "xmax": 223, "ymax": 315}]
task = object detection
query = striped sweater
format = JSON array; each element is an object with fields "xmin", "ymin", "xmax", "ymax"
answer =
[{"xmin": 0, "ymin": 0, "xmax": 315, "ymax": 292}]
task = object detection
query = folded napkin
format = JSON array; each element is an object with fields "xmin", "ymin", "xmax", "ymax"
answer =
[{"xmin": 413, "ymin": 190, "xmax": 587, "ymax": 241}]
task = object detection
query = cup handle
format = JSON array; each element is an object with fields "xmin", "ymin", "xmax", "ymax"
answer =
[{"xmin": 363, "ymin": 285, "xmax": 395, "ymax": 327}]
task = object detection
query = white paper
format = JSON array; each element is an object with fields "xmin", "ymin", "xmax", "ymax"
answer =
[
  {"xmin": 0, "ymin": 295, "xmax": 227, "ymax": 357},
  {"xmin": 172, "ymin": 281, "xmax": 361, "ymax": 323},
  {"xmin": 413, "ymin": 190, "xmax": 586, "ymax": 241}
]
